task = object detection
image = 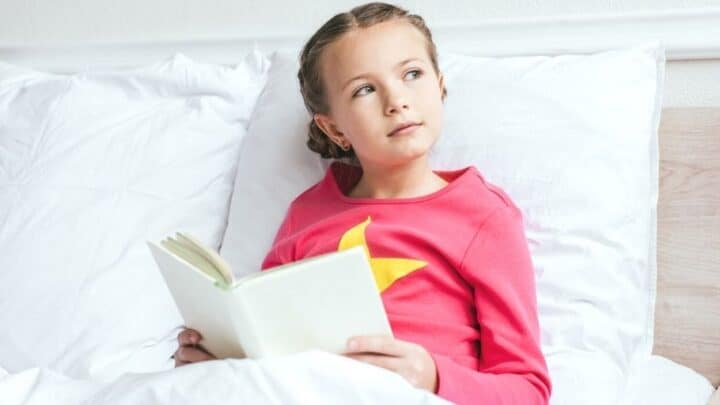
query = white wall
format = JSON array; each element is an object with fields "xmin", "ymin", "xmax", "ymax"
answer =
[{"xmin": 1, "ymin": 0, "xmax": 718, "ymax": 106}]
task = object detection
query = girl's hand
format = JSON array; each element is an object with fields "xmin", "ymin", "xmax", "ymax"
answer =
[
  {"xmin": 174, "ymin": 328, "xmax": 217, "ymax": 367},
  {"xmin": 343, "ymin": 335, "xmax": 438, "ymax": 392}
]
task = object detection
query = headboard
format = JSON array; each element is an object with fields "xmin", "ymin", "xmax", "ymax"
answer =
[{"xmin": 654, "ymin": 107, "xmax": 720, "ymax": 387}]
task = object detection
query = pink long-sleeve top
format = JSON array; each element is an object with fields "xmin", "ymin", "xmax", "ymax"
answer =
[{"xmin": 261, "ymin": 161, "xmax": 551, "ymax": 405}]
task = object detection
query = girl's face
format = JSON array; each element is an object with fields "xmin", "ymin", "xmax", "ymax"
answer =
[{"xmin": 314, "ymin": 19, "xmax": 445, "ymax": 169}]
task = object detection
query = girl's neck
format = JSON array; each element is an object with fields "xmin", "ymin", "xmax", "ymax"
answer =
[{"xmin": 347, "ymin": 157, "xmax": 448, "ymax": 199}]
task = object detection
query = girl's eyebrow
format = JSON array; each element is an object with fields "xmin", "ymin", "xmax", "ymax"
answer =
[{"xmin": 341, "ymin": 58, "xmax": 423, "ymax": 91}]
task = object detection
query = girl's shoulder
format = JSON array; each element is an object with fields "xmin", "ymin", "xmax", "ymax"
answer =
[
  {"xmin": 470, "ymin": 168, "xmax": 518, "ymax": 210},
  {"xmin": 450, "ymin": 165, "xmax": 524, "ymax": 227},
  {"xmin": 437, "ymin": 164, "xmax": 515, "ymax": 204}
]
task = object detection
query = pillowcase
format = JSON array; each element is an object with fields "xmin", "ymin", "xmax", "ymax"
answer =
[
  {"xmin": 0, "ymin": 51, "xmax": 270, "ymax": 381},
  {"xmin": 220, "ymin": 44, "xmax": 664, "ymax": 404},
  {"xmin": 221, "ymin": 51, "xmax": 331, "ymax": 275}
]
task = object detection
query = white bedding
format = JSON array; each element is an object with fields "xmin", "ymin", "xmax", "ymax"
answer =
[
  {"xmin": 0, "ymin": 45, "xmax": 714, "ymax": 405},
  {"xmin": 621, "ymin": 355, "xmax": 715, "ymax": 405},
  {"xmin": 0, "ymin": 351, "xmax": 713, "ymax": 405},
  {"xmin": 0, "ymin": 350, "xmax": 450, "ymax": 405}
]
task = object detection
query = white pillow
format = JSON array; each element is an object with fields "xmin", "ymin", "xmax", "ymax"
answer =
[
  {"xmin": 221, "ymin": 52, "xmax": 331, "ymax": 275},
  {"xmin": 0, "ymin": 51, "xmax": 270, "ymax": 380},
  {"xmin": 221, "ymin": 44, "xmax": 664, "ymax": 404}
]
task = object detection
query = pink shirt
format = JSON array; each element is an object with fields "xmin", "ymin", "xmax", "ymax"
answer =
[{"xmin": 261, "ymin": 161, "xmax": 551, "ymax": 404}]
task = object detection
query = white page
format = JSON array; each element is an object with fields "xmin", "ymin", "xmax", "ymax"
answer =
[{"xmin": 236, "ymin": 246, "xmax": 392, "ymax": 358}]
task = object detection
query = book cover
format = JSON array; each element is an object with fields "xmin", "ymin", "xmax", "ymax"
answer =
[{"xmin": 147, "ymin": 236, "xmax": 392, "ymax": 359}]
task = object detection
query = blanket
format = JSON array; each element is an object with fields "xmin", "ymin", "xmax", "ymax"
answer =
[{"xmin": 0, "ymin": 350, "xmax": 450, "ymax": 405}]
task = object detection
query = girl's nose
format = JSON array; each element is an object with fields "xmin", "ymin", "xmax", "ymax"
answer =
[
  {"xmin": 385, "ymin": 97, "xmax": 409, "ymax": 115},
  {"xmin": 384, "ymin": 86, "xmax": 410, "ymax": 115}
]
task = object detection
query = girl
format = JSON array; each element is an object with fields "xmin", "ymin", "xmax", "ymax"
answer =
[{"xmin": 174, "ymin": 3, "xmax": 552, "ymax": 404}]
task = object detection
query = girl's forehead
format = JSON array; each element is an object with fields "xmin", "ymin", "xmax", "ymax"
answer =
[{"xmin": 323, "ymin": 20, "xmax": 431, "ymax": 78}]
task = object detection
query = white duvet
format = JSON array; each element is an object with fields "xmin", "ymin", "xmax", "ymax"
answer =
[
  {"xmin": 1, "ymin": 349, "xmax": 714, "ymax": 405},
  {"xmin": 0, "ymin": 350, "xmax": 450, "ymax": 405}
]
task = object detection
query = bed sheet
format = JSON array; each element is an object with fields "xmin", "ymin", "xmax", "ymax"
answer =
[{"xmin": 619, "ymin": 354, "xmax": 714, "ymax": 405}]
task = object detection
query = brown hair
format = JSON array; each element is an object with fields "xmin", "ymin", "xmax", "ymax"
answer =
[{"xmin": 297, "ymin": 2, "xmax": 447, "ymax": 160}]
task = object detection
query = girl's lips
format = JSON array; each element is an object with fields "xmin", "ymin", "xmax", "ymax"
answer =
[{"xmin": 388, "ymin": 123, "xmax": 421, "ymax": 137}]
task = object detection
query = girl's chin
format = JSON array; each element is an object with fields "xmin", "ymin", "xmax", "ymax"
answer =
[{"xmin": 382, "ymin": 148, "xmax": 432, "ymax": 164}]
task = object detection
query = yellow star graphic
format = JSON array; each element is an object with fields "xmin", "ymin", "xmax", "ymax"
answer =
[{"xmin": 337, "ymin": 216, "xmax": 427, "ymax": 293}]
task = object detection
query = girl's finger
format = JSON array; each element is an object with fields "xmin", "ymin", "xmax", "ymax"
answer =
[
  {"xmin": 178, "ymin": 329, "xmax": 201, "ymax": 345},
  {"xmin": 346, "ymin": 335, "xmax": 412, "ymax": 357},
  {"xmin": 345, "ymin": 353, "xmax": 424, "ymax": 389},
  {"xmin": 345, "ymin": 353, "xmax": 399, "ymax": 373},
  {"xmin": 173, "ymin": 350, "xmax": 188, "ymax": 367},
  {"xmin": 177, "ymin": 346, "xmax": 215, "ymax": 363}
]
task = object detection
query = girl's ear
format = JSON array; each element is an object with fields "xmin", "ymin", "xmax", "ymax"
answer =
[
  {"xmin": 314, "ymin": 113, "xmax": 347, "ymax": 146},
  {"xmin": 438, "ymin": 73, "xmax": 446, "ymax": 101}
]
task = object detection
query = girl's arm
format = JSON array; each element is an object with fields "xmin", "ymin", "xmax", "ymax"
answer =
[{"xmin": 433, "ymin": 204, "xmax": 551, "ymax": 405}]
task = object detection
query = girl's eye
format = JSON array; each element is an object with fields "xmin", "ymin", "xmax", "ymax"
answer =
[
  {"xmin": 405, "ymin": 69, "xmax": 422, "ymax": 80},
  {"xmin": 351, "ymin": 69, "xmax": 423, "ymax": 98},
  {"xmin": 353, "ymin": 85, "xmax": 373, "ymax": 97}
]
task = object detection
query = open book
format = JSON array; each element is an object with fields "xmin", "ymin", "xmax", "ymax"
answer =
[{"xmin": 147, "ymin": 233, "xmax": 392, "ymax": 359}]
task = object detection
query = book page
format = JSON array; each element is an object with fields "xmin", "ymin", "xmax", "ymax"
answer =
[
  {"xmin": 175, "ymin": 233, "xmax": 234, "ymax": 285},
  {"xmin": 233, "ymin": 246, "xmax": 392, "ymax": 358},
  {"xmin": 161, "ymin": 238, "xmax": 226, "ymax": 285}
]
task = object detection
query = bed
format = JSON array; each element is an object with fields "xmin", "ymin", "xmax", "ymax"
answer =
[
  {"xmin": 0, "ymin": 10, "xmax": 718, "ymax": 405},
  {"xmin": 654, "ymin": 107, "xmax": 719, "ymax": 390}
]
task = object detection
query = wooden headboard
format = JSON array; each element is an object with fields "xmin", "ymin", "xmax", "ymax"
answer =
[{"xmin": 654, "ymin": 107, "xmax": 720, "ymax": 388}]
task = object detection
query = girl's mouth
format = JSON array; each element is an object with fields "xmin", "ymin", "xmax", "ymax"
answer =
[{"xmin": 388, "ymin": 122, "xmax": 421, "ymax": 137}]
